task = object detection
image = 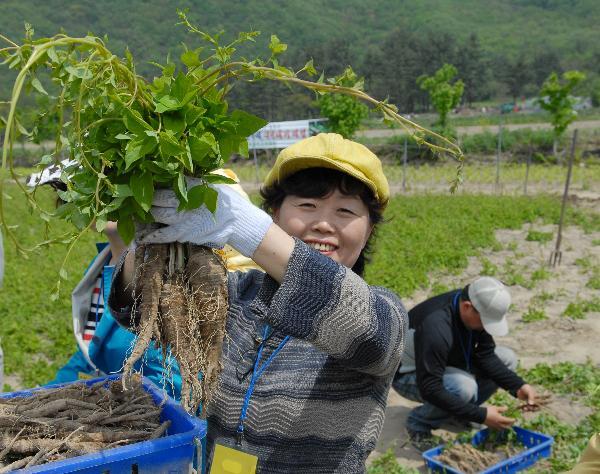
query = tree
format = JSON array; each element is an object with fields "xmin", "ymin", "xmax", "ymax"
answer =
[
  {"xmin": 456, "ymin": 33, "xmax": 489, "ymax": 105},
  {"xmin": 503, "ymin": 55, "xmax": 532, "ymax": 102},
  {"xmin": 538, "ymin": 70, "xmax": 586, "ymax": 155},
  {"xmin": 417, "ymin": 64, "xmax": 464, "ymax": 132},
  {"xmin": 318, "ymin": 67, "xmax": 368, "ymax": 138}
]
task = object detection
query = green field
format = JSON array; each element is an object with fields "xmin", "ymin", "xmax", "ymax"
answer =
[
  {"xmin": 1, "ymin": 178, "xmax": 598, "ymax": 472},
  {"xmin": 229, "ymin": 161, "xmax": 600, "ymax": 192},
  {"xmin": 1, "ymin": 180, "xmax": 598, "ymax": 386}
]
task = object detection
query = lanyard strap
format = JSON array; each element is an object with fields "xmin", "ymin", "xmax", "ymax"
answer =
[
  {"xmin": 453, "ymin": 292, "xmax": 473, "ymax": 372},
  {"xmin": 236, "ymin": 325, "xmax": 290, "ymax": 444}
]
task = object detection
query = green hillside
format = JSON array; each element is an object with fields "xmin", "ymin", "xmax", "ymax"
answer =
[{"xmin": 1, "ymin": 0, "xmax": 599, "ymax": 117}]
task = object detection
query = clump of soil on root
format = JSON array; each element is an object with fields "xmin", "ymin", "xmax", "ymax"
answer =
[
  {"xmin": 0, "ymin": 375, "xmax": 169, "ymax": 472},
  {"xmin": 436, "ymin": 435, "xmax": 522, "ymax": 474},
  {"xmin": 124, "ymin": 243, "xmax": 228, "ymax": 415}
]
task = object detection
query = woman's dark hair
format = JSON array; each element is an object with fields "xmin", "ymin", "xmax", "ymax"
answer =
[{"xmin": 260, "ymin": 167, "xmax": 385, "ymax": 276}]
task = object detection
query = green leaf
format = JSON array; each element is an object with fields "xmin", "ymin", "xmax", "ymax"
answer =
[
  {"xmin": 47, "ymin": 47, "xmax": 59, "ymax": 63},
  {"xmin": 95, "ymin": 214, "xmax": 108, "ymax": 232},
  {"xmin": 123, "ymin": 109, "xmax": 153, "ymax": 134},
  {"xmin": 188, "ymin": 132, "xmax": 218, "ymax": 166},
  {"xmin": 231, "ymin": 109, "xmax": 268, "ymax": 137},
  {"xmin": 31, "ymin": 77, "xmax": 48, "ymax": 95},
  {"xmin": 59, "ymin": 268, "xmax": 68, "ymax": 280},
  {"xmin": 204, "ymin": 173, "xmax": 236, "ymax": 185},
  {"xmin": 217, "ymin": 134, "xmax": 240, "ymax": 163},
  {"xmin": 171, "ymin": 72, "xmax": 192, "ymax": 102},
  {"xmin": 269, "ymin": 35, "xmax": 288, "ymax": 56},
  {"xmin": 185, "ymin": 104, "xmax": 206, "ymax": 126},
  {"xmin": 125, "ymin": 136, "xmax": 157, "ymax": 169},
  {"xmin": 163, "ymin": 112, "xmax": 186, "ymax": 136},
  {"xmin": 181, "ymin": 49, "xmax": 202, "ymax": 67},
  {"xmin": 155, "ymin": 95, "xmax": 181, "ymax": 113},
  {"xmin": 238, "ymin": 139, "xmax": 249, "ymax": 158},
  {"xmin": 204, "ymin": 186, "xmax": 218, "ymax": 213},
  {"xmin": 176, "ymin": 172, "xmax": 187, "ymax": 201},
  {"xmin": 163, "ymin": 63, "xmax": 176, "ymax": 77},
  {"xmin": 130, "ymin": 172, "xmax": 154, "ymax": 212},
  {"xmin": 159, "ymin": 132, "xmax": 186, "ymax": 158},
  {"xmin": 65, "ymin": 65, "xmax": 93, "ymax": 80},
  {"xmin": 187, "ymin": 184, "xmax": 207, "ymax": 209},
  {"xmin": 117, "ymin": 214, "xmax": 135, "ymax": 244},
  {"xmin": 115, "ymin": 133, "xmax": 132, "ymax": 140}
]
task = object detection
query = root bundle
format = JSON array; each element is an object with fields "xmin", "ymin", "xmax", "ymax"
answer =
[
  {"xmin": 123, "ymin": 243, "xmax": 228, "ymax": 415},
  {"xmin": 0, "ymin": 376, "xmax": 167, "ymax": 472}
]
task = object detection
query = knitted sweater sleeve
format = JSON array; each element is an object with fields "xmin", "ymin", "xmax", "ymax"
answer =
[{"xmin": 251, "ymin": 239, "xmax": 408, "ymax": 377}]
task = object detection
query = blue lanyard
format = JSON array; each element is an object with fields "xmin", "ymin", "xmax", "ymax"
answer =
[
  {"xmin": 453, "ymin": 292, "xmax": 472, "ymax": 372},
  {"xmin": 236, "ymin": 325, "xmax": 290, "ymax": 445}
]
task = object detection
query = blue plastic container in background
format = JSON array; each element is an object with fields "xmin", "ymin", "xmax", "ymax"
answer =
[
  {"xmin": 0, "ymin": 375, "xmax": 207, "ymax": 473},
  {"xmin": 423, "ymin": 426, "xmax": 554, "ymax": 474}
]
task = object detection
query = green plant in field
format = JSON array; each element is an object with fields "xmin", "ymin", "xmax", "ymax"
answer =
[
  {"xmin": 521, "ymin": 412, "xmax": 600, "ymax": 472},
  {"xmin": 317, "ymin": 67, "xmax": 368, "ymax": 139},
  {"xmin": 529, "ymin": 266, "xmax": 551, "ymax": 286},
  {"xmin": 460, "ymin": 128, "xmax": 555, "ymax": 155},
  {"xmin": 367, "ymin": 448, "xmax": 419, "ymax": 474},
  {"xmin": 516, "ymin": 362, "xmax": 600, "ymax": 470},
  {"xmin": 592, "ymin": 239, "xmax": 600, "ymax": 246},
  {"xmin": 501, "ymin": 261, "xmax": 528, "ymax": 288},
  {"xmin": 522, "ymin": 306, "xmax": 548, "ymax": 323},
  {"xmin": 521, "ymin": 360, "xmax": 600, "ymax": 407},
  {"xmin": 417, "ymin": 63, "xmax": 464, "ymax": 134},
  {"xmin": 562, "ymin": 297, "xmax": 600, "ymax": 320},
  {"xmin": 0, "ymin": 11, "xmax": 462, "ymax": 297},
  {"xmin": 365, "ymin": 194, "xmax": 599, "ymax": 298},
  {"xmin": 574, "ymin": 256, "xmax": 593, "ymax": 272},
  {"xmin": 538, "ymin": 70, "xmax": 586, "ymax": 155},
  {"xmin": 526, "ymin": 230, "xmax": 553, "ymax": 243},
  {"xmin": 532, "ymin": 291, "xmax": 555, "ymax": 304},
  {"xmin": 429, "ymin": 280, "xmax": 450, "ymax": 296},
  {"xmin": 479, "ymin": 257, "xmax": 498, "ymax": 276},
  {"xmin": 587, "ymin": 269, "xmax": 600, "ymax": 290}
]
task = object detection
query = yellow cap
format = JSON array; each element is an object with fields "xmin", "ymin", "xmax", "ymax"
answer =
[{"xmin": 264, "ymin": 133, "xmax": 389, "ymax": 207}]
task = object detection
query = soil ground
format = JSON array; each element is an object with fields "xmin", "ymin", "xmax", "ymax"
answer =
[{"xmin": 371, "ymin": 218, "xmax": 600, "ymax": 471}]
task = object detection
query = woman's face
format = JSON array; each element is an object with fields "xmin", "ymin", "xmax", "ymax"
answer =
[{"xmin": 273, "ymin": 188, "xmax": 373, "ymax": 268}]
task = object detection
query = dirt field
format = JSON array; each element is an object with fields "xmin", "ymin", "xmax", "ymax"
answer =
[{"xmin": 371, "ymin": 219, "xmax": 600, "ymax": 471}]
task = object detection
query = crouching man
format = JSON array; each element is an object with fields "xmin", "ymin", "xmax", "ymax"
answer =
[{"xmin": 393, "ymin": 277, "xmax": 537, "ymax": 450}]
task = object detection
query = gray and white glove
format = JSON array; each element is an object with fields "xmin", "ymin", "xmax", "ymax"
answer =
[{"xmin": 140, "ymin": 183, "xmax": 273, "ymax": 258}]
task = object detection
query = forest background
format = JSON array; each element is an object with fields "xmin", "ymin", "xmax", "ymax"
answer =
[{"xmin": 1, "ymin": 0, "xmax": 600, "ymax": 123}]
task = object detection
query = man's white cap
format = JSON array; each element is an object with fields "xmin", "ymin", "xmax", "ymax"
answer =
[
  {"xmin": 26, "ymin": 159, "xmax": 76, "ymax": 188},
  {"xmin": 468, "ymin": 277, "xmax": 510, "ymax": 336}
]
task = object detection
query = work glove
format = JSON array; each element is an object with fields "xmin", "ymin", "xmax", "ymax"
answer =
[{"xmin": 139, "ymin": 183, "xmax": 273, "ymax": 258}]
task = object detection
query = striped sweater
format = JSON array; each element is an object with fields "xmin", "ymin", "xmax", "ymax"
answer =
[{"xmin": 109, "ymin": 240, "xmax": 408, "ymax": 473}]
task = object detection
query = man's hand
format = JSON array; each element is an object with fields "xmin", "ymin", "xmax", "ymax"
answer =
[
  {"xmin": 484, "ymin": 405, "xmax": 515, "ymax": 430},
  {"xmin": 516, "ymin": 384, "xmax": 537, "ymax": 411}
]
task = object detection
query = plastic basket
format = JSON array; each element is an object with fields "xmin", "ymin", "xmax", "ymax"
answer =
[
  {"xmin": 0, "ymin": 375, "xmax": 207, "ymax": 473},
  {"xmin": 423, "ymin": 426, "xmax": 554, "ymax": 474}
]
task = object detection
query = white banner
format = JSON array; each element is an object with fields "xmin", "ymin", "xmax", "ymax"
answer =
[{"xmin": 248, "ymin": 119, "xmax": 328, "ymax": 150}]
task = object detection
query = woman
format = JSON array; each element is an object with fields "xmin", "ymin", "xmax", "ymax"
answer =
[{"xmin": 109, "ymin": 133, "xmax": 408, "ymax": 473}]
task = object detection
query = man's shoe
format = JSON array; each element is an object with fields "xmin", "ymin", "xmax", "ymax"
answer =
[{"xmin": 407, "ymin": 428, "xmax": 438, "ymax": 452}]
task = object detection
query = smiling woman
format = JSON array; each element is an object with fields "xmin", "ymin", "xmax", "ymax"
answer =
[{"xmin": 109, "ymin": 133, "xmax": 407, "ymax": 473}]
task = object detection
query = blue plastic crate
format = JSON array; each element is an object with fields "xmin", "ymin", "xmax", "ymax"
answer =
[
  {"xmin": 0, "ymin": 375, "xmax": 206, "ymax": 473},
  {"xmin": 423, "ymin": 426, "xmax": 554, "ymax": 474}
]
